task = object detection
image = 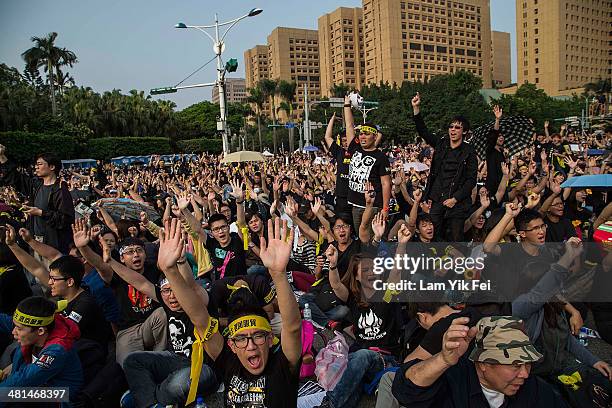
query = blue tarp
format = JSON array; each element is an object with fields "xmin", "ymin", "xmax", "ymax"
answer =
[
  {"xmin": 61, "ymin": 159, "xmax": 97, "ymax": 169},
  {"xmin": 109, "ymin": 154, "xmax": 198, "ymax": 166}
]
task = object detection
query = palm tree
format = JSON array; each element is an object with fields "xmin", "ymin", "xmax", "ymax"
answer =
[
  {"xmin": 277, "ymin": 80, "xmax": 297, "ymax": 152},
  {"xmin": 259, "ymin": 78, "xmax": 279, "ymax": 153},
  {"xmin": 21, "ymin": 32, "xmax": 77, "ymax": 116},
  {"xmin": 247, "ymin": 86, "xmax": 265, "ymax": 151}
]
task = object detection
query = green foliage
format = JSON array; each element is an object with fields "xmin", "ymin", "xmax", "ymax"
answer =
[
  {"xmin": 176, "ymin": 138, "xmax": 223, "ymax": 154},
  {"xmin": 0, "ymin": 131, "xmax": 82, "ymax": 163},
  {"xmin": 87, "ymin": 137, "xmax": 172, "ymax": 160}
]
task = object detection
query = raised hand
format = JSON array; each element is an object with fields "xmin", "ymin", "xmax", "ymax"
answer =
[
  {"xmin": 563, "ymin": 236, "xmax": 583, "ymax": 260},
  {"xmin": 207, "ymin": 190, "xmax": 216, "ymax": 202},
  {"xmin": 526, "ymin": 192, "xmax": 541, "ymax": 209},
  {"xmin": 505, "ymin": 202, "xmax": 521, "ymax": 218},
  {"xmin": 140, "ymin": 211, "xmax": 149, "ymax": 226},
  {"xmin": 501, "ymin": 162, "xmax": 509, "ymax": 176},
  {"xmin": 311, "ymin": 197, "xmax": 323, "ymax": 215},
  {"xmin": 397, "ymin": 223, "xmax": 412, "ymax": 244},
  {"xmin": 72, "ymin": 219, "xmax": 91, "ymax": 248},
  {"xmin": 565, "ymin": 156, "xmax": 578, "ymax": 169},
  {"xmin": 364, "ymin": 181, "xmax": 375, "ymax": 206},
  {"xmin": 18, "ymin": 228, "xmax": 33, "ymax": 243},
  {"xmin": 99, "ymin": 235, "xmax": 112, "ymax": 264},
  {"xmin": 285, "ymin": 196, "xmax": 299, "ymax": 218},
  {"xmin": 440, "ymin": 317, "xmax": 478, "ymax": 366},
  {"xmin": 411, "ymin": 92, "xmax": 421, "ymax": 110},
  {"xmin": 371, "ymin": 211, "xmax": 386, "ymax": 241},
  {"xmin": 259, "ymin": 218, "xmax": 294, "ymax": 276},
  {"xmin": 479, "ymin": 192, "xmax": 491, "ymax": 208},
  {"xmin": 177, "ymin": 191, "xmax": 192, "ymax": 210},
  {"xmin": 325, "ymin": 244, "xmax": 338, "ymax": 268},
  {"xmin": 544, "ymin": 120, "xmax": 549, "ymax": 129},
  {"xmin": 550, "ymin": 180, "xmax": 562, "ymax": 195},
  {"xmin": 528, "ymin": 161, "xmax": 537, "ymax": 175},
  {"xmin": 229, "ymin": 179, "xmax": 244, "ymax": 201},
  {"xmin": 413, "ymin": 189, "xmax": 423, "ymax": 203},
  {"xmin": 157, "ymin": 218, "xmax": 185, "ymax": 271},
  {"xmin": 493, "ymin": 105, "xmax": 502, "ymax": 120},
  {"xmin": 4, "ymin": 224, "xmax": 17, "ymax": 246}
]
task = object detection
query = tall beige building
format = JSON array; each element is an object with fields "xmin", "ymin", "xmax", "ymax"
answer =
[
  {"xmin": 516, "ymin": 0, "xmax": 611, "ymax": 96},
  {"xmin": 244, "ymin": 45, "xmax": 269, "ymax": 91},
  {"xmin": 212, "ymin": 78, "xmax": 247, "ymax": 104},
  {"xmin": 318, "ymin": 7, "xmax": 365, "ymax": 97},
  {"xmin": 491, "ymin": 30, "xmax": 511, "ymax": 87},
  {"xmin": 362, "ymin": 0, "xmax": 492, "ymax": 87},
  {"xmin": 267, "ymin": 27, "xmax": 321, "ymax": 117}
]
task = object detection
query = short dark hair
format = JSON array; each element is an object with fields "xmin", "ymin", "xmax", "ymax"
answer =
[
  {"xmin": 36, "ymin": 153, "xmax": 61, "ymax": 176},
  {"xmin": 331, "ymin": 214, "xmax": 352, "ymax": 230},
  {"xmin": 16, "ymin": 296, "xmax": 56, "ymax": 330},
  {"xmin": 407, "ymin": 301, "xmax": 445, "ymax": 320},
  {"xmin": 118, "ymin": 237, "xmax": 145, "ymax": 251},
  {"xmin": 515, "ymin": 209, "xmax": 543, "ymax": 232},
  {"xmin": 416, "ymin": 213, "xmax": 434, "ymax": 228},
  {"xmin": 48, "ymin": 255, "xmax": 84, "ymax": 287},
  {"xmin": 245, "ymin": 210, "xmax": 261, "ymax": 223},
  {"xmin": 208, "ymin": 213, "xmax": 229, "ymax": 227},
  {"xmin": 449, "ymin": 115, "xmax": 470, "ymax": 133}
]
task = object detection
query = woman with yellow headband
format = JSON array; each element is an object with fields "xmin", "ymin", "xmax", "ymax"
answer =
[{"xmin": 1, "ymin": 296, "xmax": 83, "ymax": 406}]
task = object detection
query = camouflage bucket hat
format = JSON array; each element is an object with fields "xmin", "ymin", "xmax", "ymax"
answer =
[{"xmin": 468, "ymin": 316, "xmax": 543, "ymax": 365}]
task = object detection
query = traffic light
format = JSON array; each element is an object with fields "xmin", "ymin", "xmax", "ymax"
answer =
[
  {"xmin": 150, "ymin": 87, "xmax": 178, "ymax": 95},
  {"xmin": 225, "ymin": 58, "xmax": 238, "ymax": 73}
]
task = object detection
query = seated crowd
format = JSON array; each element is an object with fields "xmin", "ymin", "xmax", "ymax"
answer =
[{"xmin": 0, "ymin": 94, "xmax": 610, "ymax": 408}]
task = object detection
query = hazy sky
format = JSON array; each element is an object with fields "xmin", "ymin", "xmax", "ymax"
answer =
[{"xmin": 0, "ymin": 0, "xmax": 516, "ymax": 110}]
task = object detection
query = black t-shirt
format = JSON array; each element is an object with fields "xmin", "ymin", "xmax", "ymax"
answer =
[
  {"xmin": 154, "ymin": 286, "xmax": 199, "ymax": 359},
  {"xmin": 214, "ymin": 343, "xmax": 299, "ymax": 408},
  {"xmin": 0, "ymin": 263, "xmax": 32, "ymax": 314},
  {"xmin": 336, "ymin": 239, "xmax": 361, "ymax": 279},
  {"xmin": 329, "ymin": 140, "xmax": 359, "ymax": 200},
  {"xmin": 419, "ymin": 308, "xmax": 482, "ymax": 356},
  {"xmin": 348, "ymin": 297, "xmax": 402, "ymax": 355},
  {"xmin": 33, "ymin": 184, "xmax": 54, "ymax": 236},
  {"xmin": 208, "ymin": 275, "xmax": 275, "ymax": 318},
  {"xmin": 347, "ymin": 147, "xmax": 391, "ymax": 208},
  {"xmin": 110, "ymin": 267, "xmax": 160, "ymax": 331},
  {"xmin": 206, "ymin": 232, "xmax": 247, "ymax": 280},
  {"xmin": 544, "ymin": 215, "xmax": 577, "ymax": 243},
  {"xmin": 62, "ymin": 290, "xmax": 111, "ymax": 345},
  {"xmin": 486, "ymin": 148, "xmax": 506, "ymax": 194}
]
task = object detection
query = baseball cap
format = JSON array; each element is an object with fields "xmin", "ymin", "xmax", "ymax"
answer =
[{"xmin": 468, "ymin": 316, "xmax": 543, "ymax": 365}]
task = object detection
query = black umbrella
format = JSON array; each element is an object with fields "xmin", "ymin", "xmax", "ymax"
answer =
[{"xmin": 468, "ymin": 116, "xmax": 535, "ymax": 160}]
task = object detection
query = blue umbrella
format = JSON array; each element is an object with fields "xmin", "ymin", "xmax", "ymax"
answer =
[
  {"xmin": 561, "ymin": 174, "xmax": 612, "ymax": 188},
  {"xmin": 303, "ymin": 145, "xmax": 319, "ymax": 152}
]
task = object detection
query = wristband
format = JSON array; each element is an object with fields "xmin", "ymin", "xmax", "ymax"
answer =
[
  {"xmin": 382, "ymin": 206, "xmax": 390, "ymax": 212},
  {"xmin": 177, "ymin": 259, "xmax": 187, "ymax": 265},
  {"xmin": 343, "ymin": 104, "xmax": 351, "ymax": 108}
]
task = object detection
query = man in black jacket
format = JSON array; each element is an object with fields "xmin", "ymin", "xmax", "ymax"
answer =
[
  {"xmin": 411, "ymin": 93, "xmax": 477, "ymax": 242},
  {"xmin": 0, "ymin": 147, "xmax": 74, "ymax": 254}
]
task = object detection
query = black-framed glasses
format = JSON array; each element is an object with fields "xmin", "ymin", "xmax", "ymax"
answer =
[
  {"xmin": 449, "ymin": 125, "xmax": 463, "ymax": 130},
  {"xmin": 49, "ymin": 275, "xmax": 69, "ymax": 283},
  {"xmin": 211, "ymin": 225, "xmax": 230, "ymax": 233},
  {"xmin": 160, "ymin": 287, "xmax": 173, "ymax": 296},
  {"xmin": 522, "ymin": 224, "xmax": 548, "ymax": 233},
  {"xmin": 231, "ymin": 332, "xmax": 269, "ymax": 349},
  {"xmin": 333, "ymin": 224, "xmax": 350, "ymax": 231}
]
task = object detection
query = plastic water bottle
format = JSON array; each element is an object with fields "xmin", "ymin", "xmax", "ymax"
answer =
[
  {"xmin": 303, "ymin": 303, "xmax": 312, "ymax": 322},
  {"xmin": 196, "ymin": 396, "xmax": 208, "ymax": 408},
  {"xmin": 578, "ymin": 327, "xmax": 589, "ymax": 347}
]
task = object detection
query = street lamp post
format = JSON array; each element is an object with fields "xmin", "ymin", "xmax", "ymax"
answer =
[{"xmin": 175, "ymin": 8, "xmax": 263, "ymax": 155}]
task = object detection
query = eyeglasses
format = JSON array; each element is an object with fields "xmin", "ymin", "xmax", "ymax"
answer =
[
  {"xmin": 333, "ymin": 224, "xmax": 350, "ymax": 231},
  {"xmin": 231, "ymin": 332, "xmax": 269, "ymax": 349},
  {"xmin": 49, "ymin": 275, "xmax": 69, "ymax": 283},
  {"xmin": 211, "ymin": 225, "xmax": 230, "ymax": 233},
  {"xmin": 522, "ymin": 223, "xmax": 548, "ymax": 232},
  {"xmin": 160, "ymin": 287, "xmax": 173, "ymax": 296},
  {"xmin": 449, "ymin": 125, "xmax": 463, "ymax": 130},
  {"xmin": 122, "ymin": 247, "xmax": 145, "ymax": 256}
]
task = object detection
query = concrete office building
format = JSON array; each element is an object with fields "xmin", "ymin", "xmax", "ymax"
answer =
[
  {"xmin": 244, "ymin": 45, "xmax": 270, "ymax": 90},
  {"xmin": 362, "ymin": 0, "xmax": 492, "ymax": 87},
  {"xmin": 491, "ymin": 30, "xmax": 511, "ymax": 87},
  {"xmin": 318, "ymin": 7, "xmax": 365, "ymax": 97},
  {"xmin": 516, "ymin": 0, "xmax": 611, "ymax": 96},
  {"xmin": 212, "ymin": 78, "xmax": 247, "ymax": 104}
]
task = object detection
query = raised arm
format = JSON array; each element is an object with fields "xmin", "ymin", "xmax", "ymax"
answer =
[
  {"xmin": 72, "ymin": 219, "xmax": 114, "ymax": 283},
  {"xmin": 407, "ymin": 189, "xmax": 423, "ymax": 235},
  {"xmin": 5, "ymin": 225, "xmax": 50, "ymax": 288},
  {"xmin": 483, "ymin": 203, "xmax": 520, "ymax": 255},
  {"xmin": 359, "ymin": 182, "xmax": 376, "ymax": 243},
  {"xmin": 259, "ymin": 218, "xmax": 302, "ymax": 370},
  {"xmin": 229, "ymin": 179, "xmax": 246, "ymax": 229},
  {"xmin": 284, "ymin": 196, "xmax": 319, "ymax": 241},
  {"xmin": 97, "ymin": 207, "xmax": 119, "ymax": 236},
  {"xmin": 19, "ymin": 228, "xmax": 62, "ymax": 262},
  {"xmin": 324, "ymin": 113, "xmax": 337, "ymax": 149},
  {"xmin": 493, "ymin": 105, "xmax": 502, "ymax": 131},
  {"xmin": 157, "ymin": 218, "xmax": 223, "ymax": 357},
  {"xmin": 411, "ymin": 93, "xmax": 439, "ymax": 147},
  {"xmin": 344, "ymin": 95, "xmax": 356, "ymax": 147},
  {"xmin": 494, "ymin": 163, "xmax": 510, "ymax": 204},
  {"xmin": 326, "ymin": 245, "xmax": 349, "ymax": 302},
  {"xmin": 464, "ymin": 193, "xmax": 490, "ymax": 232}
]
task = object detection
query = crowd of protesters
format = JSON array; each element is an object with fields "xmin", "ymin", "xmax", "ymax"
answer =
[{"xmin": 0, "ymin": 93, "xmax": 610, "ymax": 408}]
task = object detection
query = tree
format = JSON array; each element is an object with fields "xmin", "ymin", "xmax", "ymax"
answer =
[
  {"xmin": 330, "ymin": 83, "xmax": 350, "ymax": 98},
  {"xmin": 259, "ymin": 78, "xmax": 279, "ymax": 153},
  {"xmin": 21, "ymin": 32, "xmax": 77, "ymax": 116},
  {"xmin": 277, "ymin": 80, "xmax": 297, "ymax": 152},
  {"xmin": 247, "ymin": 86, "xmax": 265, "ymax": 151}
]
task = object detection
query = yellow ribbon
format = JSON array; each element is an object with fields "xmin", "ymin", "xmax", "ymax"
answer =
[
  {"xmin": 0, "ymin": 265, "xmax": 14, "ymax": 277},
  {"xmin": 311, "ymin": 277, "xmax": 325, "ymax": 287},
  {"xmin": 557, "ymin": 371, "xmax": 582, "ymax": 391},
  {"xmin": 315, "ymin": 232, "xmax": 324, "ymax": 256},
  {"xmin": 186, "ymin": 317, "xmax": 219, "ymax": 405},
  {"xmin": 241, "ymin": 227, "xmax": 249, "ymax": 251}
]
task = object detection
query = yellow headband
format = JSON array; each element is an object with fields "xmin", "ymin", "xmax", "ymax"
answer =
[
  {"xmin": 228, "ymin": 315, "xmax": 272, "ymax": 338},
  {"xmin": 13, "ymin": 309, "xmax": 54, "ymax": 327},
  {"xmin": 359, "ymin": 125, "xmax": 377, "ymax": 135},
  {"xmin": 12, "ymin": 300, "xmax": 67, "ymax": 327}
]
